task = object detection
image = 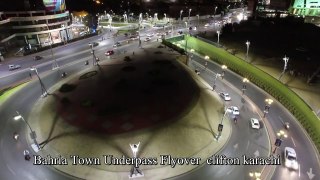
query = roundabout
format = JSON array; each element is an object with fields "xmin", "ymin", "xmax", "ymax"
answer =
[{"xmin": 25, "ymin": 46, "xmax": 230, "ymax": 179}]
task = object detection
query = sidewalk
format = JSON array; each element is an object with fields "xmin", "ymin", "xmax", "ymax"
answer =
[{"xmin": 27, "ymin": 42, "xmax": 231, "ymax": 180}]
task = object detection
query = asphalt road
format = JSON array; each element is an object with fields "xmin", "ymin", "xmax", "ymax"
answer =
[{"xmin": 0, "ymin": 15, "xmax": 319, "ymax": 180}]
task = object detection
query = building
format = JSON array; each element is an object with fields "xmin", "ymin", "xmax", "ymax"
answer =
[
  {"xmin": 0, "ymin": 0, "xmax": 74, "ymax": 56},
  {"xmin": 290, "ymin": 0, "xmax": 320, "ymax": 16}
]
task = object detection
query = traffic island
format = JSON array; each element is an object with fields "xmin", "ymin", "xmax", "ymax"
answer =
[{"xmin": 28, "ymin": 45, "xmax": 231, "ymax": 179}]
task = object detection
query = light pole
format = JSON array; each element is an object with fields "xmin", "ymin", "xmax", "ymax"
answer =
[
  {"xmin": 14, "ymin": 111, "xmax": 41, "ymax": 151},
  {"xmin": 30, "ymin": 67, "xmax": 48, "ymax": 97},
  {"xmin": 214, "ymin": 6, "xmax": 218, "ymax": 17},
  {"xmin": 129, "ymin": 142, "xmax": 143, "ymax": 177},
  {"xmin": 249, "ymin": 171, "xmax": 261, "ymax": 180},
  {"xmin": 264, "ymin": 98, "xmax": 273, "ymax": 118},
  {"xmin": 188, "ymin": 8, "xmax": 192, "ymax": 24},
  {"xmin": 279, "ymin": 55, "xmax": 289, "ymax": 80},
  {"xmin": 221, "ymin": 65, "xmax": 227, "ymax": 79},
  {"xmin": 212, "ymin": 73, "xmax": 221, "ymax": 91},
  {"xmin": 89, "ymin": 44, "xmax": 99, "ymax": 66},
  {"xmin": 46, "ymin": 24, "xmax": 59, "ymax": 70},
  {"xmin": 180, "ymin": 10, "xmax": 183, "ymax": 25},
  {"xmin": 196, "ymin": 14, "xmax": 199, "ymax": 26},
  {"xmin": 242, "ymin": 78, "xmax": 249, "ymax": 95},
  {"xmin": 273, "ymin": 130, "xmax": 287, "ymax": 153},
  {"xmin": 216, "ymin": 107, "xmax": 230, "ymax": 140},
  {"xmin": 217, "ymin": 30, "xmax": 220, "ymax": 45},
  {"xmin": 245, "ymin": 40, "xmax": 250, "ymax": 62}
]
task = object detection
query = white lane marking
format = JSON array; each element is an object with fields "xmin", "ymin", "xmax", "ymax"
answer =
[
  {"xmin": 246, "ymin": 141, "xmax": 250, "ymax": 151},
  {"xmin": 278, "ymin": 116, "xmax": 284, "ymax": 124},
  {"xmin": 6, "ymin": 164, "xmax": 16, "ymax": 176},
  {"xmin": 291, "ymin": 137, "xmax": 296, "ymax": 147},
  {"xmin": 299, "ymin": 164, "xmax": 301, "ymax": 177}
]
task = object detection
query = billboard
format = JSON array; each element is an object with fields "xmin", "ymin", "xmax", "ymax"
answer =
[{"xmin": 43, "ymin": 0, "xmax": 66, "ymax": 12}]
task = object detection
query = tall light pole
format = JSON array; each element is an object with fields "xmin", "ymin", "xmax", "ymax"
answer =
[
  {"xmin": 217, "ymin": 30, "xmax": 220, "ymax": 45},
  {"xmin": 242, "ymin": 78, "xmax": 249, "ymax": 95},
  {"xmin": 188, "ymin": 8, "xmax": 192, "ymax": 24},
  {"xmin": 221, "ymin": 64, "xmax": 227, "ymax": 79},
  {"xmin": 216, "ymin": 106, "xmax": 230, "ymax": 141},
  {"xmin": 273, "ymin": 130, "xmax": 287, "ymax": 153},
  {"xmin": 212, "ymin": 73, "xmax": 221, "ymax": 91},
  {"xmin": 196, "ymin": 14, "xmax": 199, "ymax": 27},
  {"xmin": 214, "ymin": 6, "xmax": 218, "ymax": 17},
  {"xmin": 180, "ymin": 10, "xmax": 183, "ymax": 25},
  {"xmin": 245, "ymin": 40, "xmax": 250, "ymax": 62},
  {"xmin": 264, "ymin": 98, "xmax": 273, "ymax": 118},
  {"xmin": 89, "ymin": 44, "xmax": 99, "ymax": 66},
  {"xmin": 279, "ymin": 55, "xmax": 289, "ymax": 80},
  {"xmin": 129, "ymin": 142, "xmax": 143, "ymax": 177},
  {"xmin": 46, "ymin": 24, "xmax": 59, "ymax": 70},
  {"xmin": 14, "ymin": 111, "xmax": 41, "ymax": 151},
  {"xmin": 30, "ymin": 67, "xmax": 48, "ymax": 98}
]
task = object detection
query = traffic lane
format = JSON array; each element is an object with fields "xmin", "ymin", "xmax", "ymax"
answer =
[
  {"xmin": 191, "ymin": 53, "xmax": 320, "ymax": 179},
  {"xmin": 175, "ymin": 59, "xmax": 270, "ymax": 180}
]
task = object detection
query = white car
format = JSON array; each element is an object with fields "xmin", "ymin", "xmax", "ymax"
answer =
[
  {"xmin": 8, "ymin": 64, "xmax": 21, "ymax": 71},
  {"xmin": 227, "ymin": 106, "xmax": 239, "ymax": 115},
  {"xmin": 284, "ymin": 147, "xmax": 298, "ymax": 170},
  {"xmin": 219, "ymin": 92, "xmax": 231, "ymax": 101},
  {"xmin": 250, "ymin": 118, "xmax": 260, "ymax": 129},
  {"xmin": 147, "ymin": 33, "xmax": 154, "ymax": 37},
  {"xmin": 144, "ymin": 37, "xmax": 151, "ymax": 42}
]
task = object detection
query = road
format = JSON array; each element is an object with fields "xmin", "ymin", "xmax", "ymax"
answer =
[{"xmin": 0, "ymin": 15, "xmax": 319, "ymax": 180}]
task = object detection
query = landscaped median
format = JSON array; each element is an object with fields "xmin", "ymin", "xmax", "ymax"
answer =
[{"xmin": 163, "ymin": 35, "xmax": 320, "ymax": 153}]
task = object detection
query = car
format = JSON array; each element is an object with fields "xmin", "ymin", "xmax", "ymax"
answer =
[
  {"xmin": 113, "ymin": 42, "xmax": 121, "ymax": 47},
  {"xmin": 227, "ymin": 106, "xmax": 240, "ymax": 115},
  {"xmin": 130, "ymin": 36, "xmax": 138, "ymax": 40},
  {"xmin": 105, "ymin": 50, "xmax": 114, "ymax": 56},
  {"xmin": 88, "ymin": 42, "xmax": 99, "ymax": 47},
  {"xmin": 144, "ymin": 37, "xmax": 151, "ymax": 42},
  {"xmin": 219, "ymin": 92, "xmax": 231, "ymax": 101},
  {"xmin": 250, "ymin": 118, "xmax": 260, "ymax": 129},
  {"xmin": 34, "ymin": 56, "xmax": 43, "ymax": 61},
  {"xmin": 147, "ymin": 33, "xmax": 154, "ymax": 37},
  {"xmin": 284, "ymin": 147, "xmax": 298, "ymax": 170},
  {"xmin": 8, "ymin": 64, "xmax": 21, "ymax": 71}
]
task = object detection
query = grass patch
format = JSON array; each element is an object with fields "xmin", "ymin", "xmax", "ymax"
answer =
[{"xmin": 0, "ymin": 83, "xmax": 27, "ymax": 105}]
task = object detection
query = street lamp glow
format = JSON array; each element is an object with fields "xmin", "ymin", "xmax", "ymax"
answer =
[
  {"xmin": 243, "ymin": 78, "xmax": 249, "ymax": 83},
  {"xmin": 279, "ymin": 55, "xmax": 289, "ymax": 80},
  {"xmin": 277, "ymin": 130, "xmax": 288, "ymax": 138},
  {"xmin": 265, "ymin": 98, "xmax": 273, "ymax": 105},
  {"xmin": 205, "ymin": 55, "xmax": 210, "ymax": 60},
  {"xmin": 245, "ymin": 40, "xmax": 250, "ymax": 62},
  {"xmin": 217, "ymin": 30, "xmax": 220, "ymax": 44},
  {"xmin": 14, "ymin": 115, "xmax": 22, "ymax": 120},
  {"xmin": 190, "ymin": 49, "xmax": 195, "ymax": 52},
  {"xmin": 221, "ymin": 65, "xmax": 227, "ymax": 70},
  {"xmin": 249, "ymin": 171, "xmax": 261, "ymax": 180}
]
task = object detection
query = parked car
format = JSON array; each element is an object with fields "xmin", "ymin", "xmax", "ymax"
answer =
[
  {"xmin": 144, "ymin": 37, "xmax": 151, "ymax": 42},
  {"xmin": 219, "ymin": 92, "xmax": 231, "ymax": 101},
  {"xmin": 88, "ymin": 42, "xmax": 99, "ymax": 47},
  {"xmin": 113, "ymin": 42, "xmax": 121, "ymax": 47},
  {"xmin": 8, "ymin": 64, "xmax": 21, "ymax": 71},
  {"xmin": 227, "ymin": 106, "xmax": 240, "ymax": 115},
  {"xmin": 284, "ymin": 147, "xmax": 298, "ymax": 170},
  {"xmin": 105, "ymin": 50, "xmax": 114, "ymax": 56},
  {"xmin": 250, "ymin": 118, "xmax": 260, "ymax": 129},
  {"xmin": 34, "ymin": 56, "xmax": 43, "ymax": 61}
]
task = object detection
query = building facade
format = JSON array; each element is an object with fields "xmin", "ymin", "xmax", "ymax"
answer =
[{"xmin": 0, "ymin": 0, "xmax": 74, "ymax": 55}]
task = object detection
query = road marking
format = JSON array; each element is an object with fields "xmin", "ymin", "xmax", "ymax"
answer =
[
  {"xmin": 291, "ymin": 137, "xmax": 296, "ymax": 147},
  {"xmin": 299, "ymin": 164, "xmax": 301, "ymax": 177},
  {"xmin": 246, "ymin": 141, "xmax": 250, "ymax": 150},
  {"xmin": 307, "ymin": 168, "xmax": 315, "ymax": 179},
  {"xmin": 6, "ymin": 164, "xmax": 16, "ymax": 176},
  {"xmin": 278, "ymin": 116, "xmax": 284, "ymax": 124},
  {"xmin": 254, "ymin": 150, "xmax": 260, "ymax": 157}
]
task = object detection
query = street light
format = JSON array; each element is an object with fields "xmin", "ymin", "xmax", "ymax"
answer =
[
  {"xmin": 221, "ymin": 65, "xmax": 227, "ymax": 79},
  {"xmin": 279, "ymin": 55, "xmax": 289, "ymax": 80},
  {"xmin": 245, "ymin": 40, "xmax": 250, "ymax": 62},
  {"xmin": 188, "ymin": 9, "xmax": 192, "ymax": 24},
  {"xmin": 30, "ymin": 67, "xmax": 48, "ymax": 98},
  {"xmin": 46, "ymin": 24, "xmax": 59, "ymax": 70},
  {"xmin": 89, "ymin": 44, "xmax": 99, "ymax": 66},
  {"xmin": 196, "ymin": 14, "xmax": 200, "ymax": 26},
  {"xmin": 249, "ymin": 171, "xmax": 261, "ymax": 180},
  {"xmin": 216, "ymin": 106, "xmax": 231, "ymax": 140},
  {"xmin": 212, "ymin": 73, "xmax": 221, "ymax": 91},
  {"xmin": 214, "ymin": 6, "xmax": 218, "ymax": 17},
  {"xmin": 14, "ymin": 111, "xmax": 41, "ymax": 151},
  {"xmin": 264, "ymin": 98, "xmax": 273, "ymax": 118},
  {"xmin": 217, "ymin": 30, "xmax": 220, "ymax": 45},
  {"xmin": 242, "ymin": 78, "xmax": 249, "ymax": 95},
  {"xmin": 129, "ymin": 142, "xmax": 143, "ymax": 177},
  {"xmin": 273, "ymin": 130, "xmax": 287, "ymax": 153}
]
